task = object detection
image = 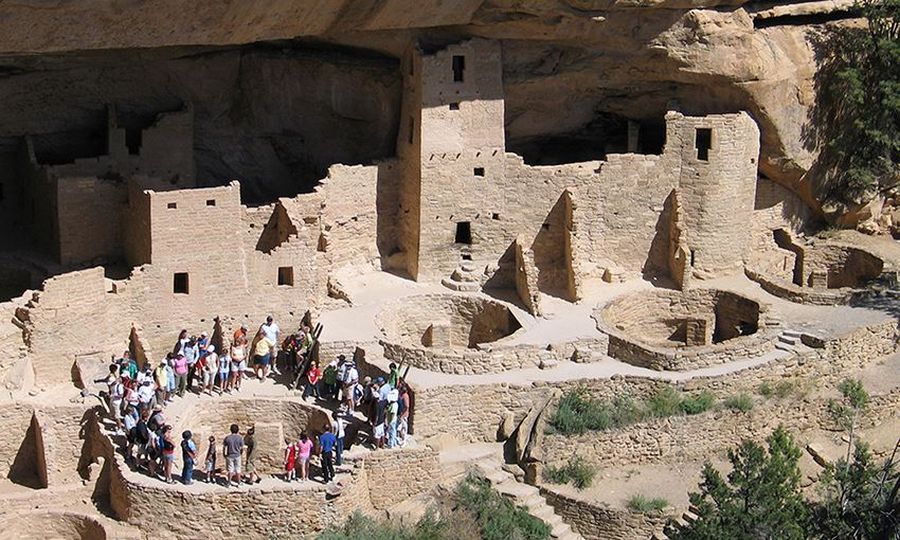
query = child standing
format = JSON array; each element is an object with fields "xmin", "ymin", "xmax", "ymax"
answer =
[
  {"xmin": 297, "ymin": 433, "xmax": 313, "ymax": 482},
  {"xmin": 283, "ymin": 439, "xmax": 298, "ymax": 482},
  {"xmin": 204, "ymin": 436, "xmax": 217, "ymax": 483},
  {"xmin": 217, "ymin": 351, "xmax": 231, "ymax": 394}
]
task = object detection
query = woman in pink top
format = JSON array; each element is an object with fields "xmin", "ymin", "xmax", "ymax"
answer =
[
  {"xmin": 174, "ymin": 354, "xmax": 188, "ymax": 397},
  {"xmin": 296, "ymin": 432, "xmax": 314, "ymax": 482}
]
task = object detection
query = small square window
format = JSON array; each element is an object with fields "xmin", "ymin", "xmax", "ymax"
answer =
[
  {"xmin": 492, "ymin": 213, "xmax": 500, "ymax": 220},
  {"xmin": 455, "ymin": 222, "xmax": 472, "ymax": 244},
  {"xmin": 277, "ymin": 266, "xmax": 294, "ymax": 286},
  {"xmin": 173, "ymin": 273, "xmax": 189, "ymax": 294},
  {"xmin": 542, "ymin": 223, "xmax": 550, "ymax": 231},
  {"xmin": 167, "ymin": 202, "xmax": 177, "ymax": 209},
  {"xmin": 452, "ymin": 55, "xmax": 465, "ymax": 82},
  {"xmin": 695, "ymin": 128, "xmax": 712, "ymax": 161},
  {"xmin": 206, "ymin": 199, "xmax": 216, "ymax": 207},
  {"xmin": 473, "ymin": 167, "xmax": 485, "ymax": 177},
  {"xmin": 449, "ymin": 102, "xmax": 460, "ymax": 111}
]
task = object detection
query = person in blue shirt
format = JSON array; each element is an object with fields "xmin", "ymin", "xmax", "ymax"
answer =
[
  {"xmin": 181, "ymin": 430, "xmax": 197, "ymax": 485},
  {"xmin": 318, "ymin": 425, "xmax": 337, "ymax": 483}
]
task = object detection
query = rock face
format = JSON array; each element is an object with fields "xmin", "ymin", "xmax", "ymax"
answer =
[{"xmin": 0, "ymin": 0, "xmax": 870, "ymax": 217}]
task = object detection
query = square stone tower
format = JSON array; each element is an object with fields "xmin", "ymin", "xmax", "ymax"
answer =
[{"xmin": 396, "ymin": 39, "xmax": 506, "ymax": 281}]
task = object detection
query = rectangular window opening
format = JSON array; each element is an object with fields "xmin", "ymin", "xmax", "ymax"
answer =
[
  {"xmin": 408, "ymin": 116, "xmax": 414, "ymax": 145},
  {"xmin": 462, "ymin": 253, "xmax": 472, "ymax": 261},
  {"xmin": 455, "ymin": 222, "xmax": 472, "ymax": 245},
  {"xmin": 173, "ymin": 273, "xmax": 190, "ymax": 294},
  {"xmin": 452, "ymin": 55, "xmax": 465, "ymax": 82},
  {"xmin": 695, "ymin": 128, "xmax": 712, "ymax": 161},
  {"xmin": 473, "ymin": 167, "xmax": 485, "ymax": 177},
  {"xmin": 167, "ymin": 202, "xmax": 177, "ymax": 209},
  {"xmin": 491, "ymin": 213, "xmax": 500, "ymax": 220},
  {"xmin": 277, "ymin": 266, "xmax": 294, "ymax": 286},
  {"xmin": 206, "ymin": 199, "xmax": 216, "ymax": 207},
  {"xmin": 690, "ymin": 249, "xmax": 696, "ymax": 267},
  {"xmin": 449, "ymin": 102, "xmax": 460, "ymax": 111},
  {"xmin": 125, "ymin": 128, "xmax": 142, "ymax": 156},
  {"xmin": 542, "ymin": 223, "xmax": 550, "ymax": 231}
]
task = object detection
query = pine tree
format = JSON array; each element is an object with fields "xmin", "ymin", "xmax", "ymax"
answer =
[{"xmin": 665, "ymin": 426, "xmax": 808, "ymax": 539}]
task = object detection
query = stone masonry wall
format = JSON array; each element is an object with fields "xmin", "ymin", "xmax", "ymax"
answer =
[
  {"xmin": 542, "ymin": 487, "xmax": 669, "ymax": 540},
  {"xmin": 363, "ymin": 447, "xmax": 440, "ymax": 510},
  {"xmin": 108, "ymin": 453, "xmax": 372, "ymax": 539},
  {"xmin": 19, "ymin": 267, "xmax": 129, "ymax": 387},
  {"xmin": 540, "ymin": 319, "xmax": 898, "ymax": 469},
  {"xmin": 675, "ymin": 112, "xmax": 760, "ymax": 280}
]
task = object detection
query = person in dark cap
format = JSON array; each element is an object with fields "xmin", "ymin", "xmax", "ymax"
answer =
[{"xmin": 181, "ymin": 430, "xmax": 197, "ymax": 485}]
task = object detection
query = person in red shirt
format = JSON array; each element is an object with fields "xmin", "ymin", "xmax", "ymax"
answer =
[{"xmin": 302, "ymin": 360, "xmax": 321, "ymax": 401}]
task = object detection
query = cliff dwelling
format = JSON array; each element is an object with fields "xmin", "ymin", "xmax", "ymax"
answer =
[{"xmin": 0, "ymin": 2, "xmax": 897, "ymax": 540}]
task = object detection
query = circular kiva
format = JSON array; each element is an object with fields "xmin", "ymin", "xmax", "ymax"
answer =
[
  {"xmin": 376, "ymin": 294, "xmax": 562, "ymax": 375},
  {"xmin": 1, "ymin": 512, "xmax": 109, "ymax": 540},
  {"xmin": 595, "ymin": 288, "xmax": 780, "ymax": 371},
  {"xmin": 747, "ymin": 243, "xmax": 886, "ymax": 305},
  {"xmin": 172, "ymin": 398, "xmax": 331, "ymax": 475}
]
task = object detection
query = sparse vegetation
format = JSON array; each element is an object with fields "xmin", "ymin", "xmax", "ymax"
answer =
[
  {"xmin": 668, "ymin": 380, "xmax": 900, "ymax": 539},
  {"xmin": 318, "ymin": 475, "xmax": 551, "ymax": 540},
  {"xmin": 679, "ymin": 391, "xmax": 716, "ymax": 415},
  {"xmin": 549, "ymin": 386, "xmax": 718, "ymax": 435},
  {"xmin": 543, "ymin": 456, "xmax": 596, "ymax": 490},
  {"xmin": 757, "ymin": 379, "xmax": 800, "ymax": 399},
  {"xmin": 723, "ymin": 393, "xmax": 754, "ymax": 412},
  {"xmin": 647, "ymin": 385, "xmax": 683, "ymax": 418},
  {"xmin": 457, "ymin": 475, "xmax": 552, "ymax": 540},
  {"xmin": 627, "ymin": 494, "xmax": 669, "ymax": 513}
]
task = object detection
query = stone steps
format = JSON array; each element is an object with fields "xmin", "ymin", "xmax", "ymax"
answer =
[
  {"xmin": 774, "ymin": 329, "xmax": 811, "ymax": 354},
  {"xmin": 441, "ymin": 277, "xmax": 481, "ymax": 292},
  {"xmin": 473, "ymin": 459, "xmax": 584, "ymax": 540}
]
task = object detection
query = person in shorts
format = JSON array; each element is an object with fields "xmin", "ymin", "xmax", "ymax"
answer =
[
  {"xmin": 252, "ymin": 331, "xmax": 274, "ymax": 380},
  {"xmin": 244, "ymin": 426, "xmax": 260, "ymax": 484},
  {"xmin": 222, "ymin": 424, "xmax": 244, "ymax": 487},
  {"xmin": 297, "ymin": 432, "xmax": 313, "ymax": 482}
]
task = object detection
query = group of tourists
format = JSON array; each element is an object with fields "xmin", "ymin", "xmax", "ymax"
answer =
[
  {"xmin": 300, "ymin": 357, "xmax": 411, "ymax": 450},
  {"xmin": 99, "ymin": 314, "xmax": 412, "ymax": 487}
]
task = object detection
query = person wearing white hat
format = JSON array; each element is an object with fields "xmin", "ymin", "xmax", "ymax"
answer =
[{"xmin": 201, "ymin": 345, "xmax": 217, "ymax": 395}]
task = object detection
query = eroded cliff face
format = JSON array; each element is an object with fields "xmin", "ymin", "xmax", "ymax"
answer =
[{"xmin": 0, "ymin": 0, "xmax": 876, "ymax": 221}]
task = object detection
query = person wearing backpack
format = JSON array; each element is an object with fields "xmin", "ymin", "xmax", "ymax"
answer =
[
  {"xmin": 134, "ymin": 409, "xmax": 151, "ymax": 471},
  {"xmin": 398, "ymin": 382, "xmax": 410, "ymax": 447},
  {"xmin": 181, "ymin": 431, "xmax": 197, "ymax": 485}
]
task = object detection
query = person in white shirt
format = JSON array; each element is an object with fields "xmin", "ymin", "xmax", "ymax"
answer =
[{"xmin": 137, "ymin": 380, "xmax": 156, "ymax": 411}]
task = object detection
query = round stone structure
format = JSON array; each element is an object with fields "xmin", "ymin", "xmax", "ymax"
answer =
[
  {"xmin": 1, "ymin": 512, "xmax": 109, "ymax": 540},
  {"xmin": 595, "ymin": 288, "xmax": 780, "ymax": 371},
  {"xmin": 172, "ymin": 397, "xmax": 331, "ymax": 475},
  {"xmin": 376, "ymin": 293, "xmax": 567, "ymax": 375}
]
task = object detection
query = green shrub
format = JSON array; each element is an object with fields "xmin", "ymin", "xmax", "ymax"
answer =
[
  {"xmin": 723, "ymin": 393, "xmax": 754, "ymax": 412},
  {"xmin": 680, "ymin": 391, "xmax": 716, "ymax": 415},
  {"xmin": 627, "ymin": 494, "xmax": 669, "ymax": 513},
  {"xmin": 758, "ymin": 380, "xmax": 797, "ymax": 399},
  {"xmin": 543, "ymin": 456, "xmax": 596, "ymax": 490},
  {"xmin": 549, "ymin": 389, "xmax": 594, "ymax": 435},
  {"xmin": 648, "ymin": 386, "xmax": 683, "ymax": 418},
  {"xmin": 610, "ymin": 395, "xmax": 645, "ymax": 426},
  {"xmin": 317, "ymin": 510, "xmax": 442, "ymax": 540},
  {"xmin": 774, "ymin": 380, "xmax": 797, "ymax": 399},
  {"xmin": 457, "ymin": 475, "xmax": 551, "ymax": 540},
  {"xmin": 318, "ymin": 476, "xmax": 551, "ymax": 540}
]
